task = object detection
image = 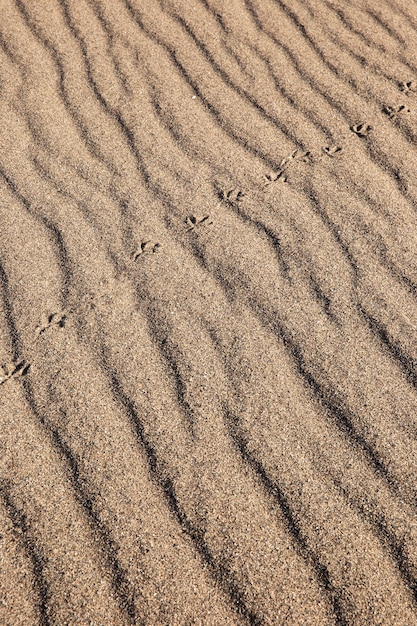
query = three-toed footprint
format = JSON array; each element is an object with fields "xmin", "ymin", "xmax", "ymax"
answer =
[
  {"xmin": 264, "ymin": 169, "xmax": 287, "ymax": 186},
  {"xmin": 222, "ymin": 188, "xmax": 245, "ymax": 204},
  {"xmin": 322, "ymin": 145, "xmax": 343, "ymax": 157},
  {"xmin": 291, "ymin": 150, "xmax": 312, "ymax": 162},
  {"xmin": 283, "ymin": 149, "xmax": 312, "ymax": 165},
  {"xmin": 264, "ymin": 149, "xmax": 312, "ymax": 186},
  {"xmin": 132, "ymin": 241, "xmax": 161, "ymax": 260},
  {"xmin": 186, "ymin": 215, "xmax": 213, "ymax": 231},
  {"xmin": 0, "ymin": 359, "xmax": 30, "ymax": 385},
  {"xmin": 399, "ymin": 80, "xmax": 416, "ymax": 95},
  {"xmin": 36, "ymin": 312, "xmax": 67, "ymax": 336},
  {"xmin": 350, "ymin": 123, "xmax": 373, "ymax": 138},
  {"xmin": 383, "ymin": 104, "xmax": 410, "ymax": 119}
]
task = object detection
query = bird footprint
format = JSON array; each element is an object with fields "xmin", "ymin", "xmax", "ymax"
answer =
[
  {"xmin": 399, "ymin": 80, "xmax": 416, "ymax": 95},
  {"xmin": 36, "ymin": 312, "xmax": 67, "ymax": 336},
  {"xmin": 264, "ymin": 169, "xmax": 287, "ymax": 185},
  {"xmin": 132, "ymin": 241, "xmax": 160, "ymax": 260},
  {"xmin": 222, "ymin": 188, "xmax": 245, "ymax": 204},
  {"xmin": 264, "ymin": 149, "xmax": 312, "ymax": 186},
  {"xmin": 280, "ymin": 149, "xmax": 312, "ymax": 167},
  {"xmin": 351, "ymin": 123, "xmax": 373, "ymax": 138},
  {"xmin": 0, "ymin": 360, "xmax": 30, "ymax": 385},
  {"xmin": 292, "ymin": 150, "xmax": 312, "ymax": 162},
  {"xmin": 322, "ymin": 145, "xmax": 343, "ymax": 157},
  {"xmin": 186, "ymin": 215, "xmax": 213, "ymax": 231},
  {"xmin": 383, "ymin": 104, "xmax": 410, "ymax": 119}
]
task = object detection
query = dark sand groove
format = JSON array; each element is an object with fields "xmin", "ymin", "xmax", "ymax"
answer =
[
  {"xmin": 0, "ymin": 481, "xmax": 50, "ymax": 626},
  {"xmin": 2, "ymin": 0, "xmax": 417, "ymax": 624}
]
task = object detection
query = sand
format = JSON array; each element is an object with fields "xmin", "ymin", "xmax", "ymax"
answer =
[{"xmin": 1, "ymin": 0, "xmax": 417, "ymax": 624}]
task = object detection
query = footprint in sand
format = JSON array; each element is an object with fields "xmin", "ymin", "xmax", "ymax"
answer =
[
  {"xmin": 399, "ymin": 80, "xmax": 416, "ymax": 95},
  {"xmin": 278, "ymin": 153, "xmax": 295, "ymax": 169},
  {"xmin": 279, "ymin": 149, "xmax": 313, "ymax": 168},
  {"xmin": 0, "ymin": 360, "xmax": 30, "ymax": 385},
  {"xmin": 291, "ymin": 149, "xmax": 312, "ymax": 162},
  {"xmin": 383, "ymin": 104, "xmax": 410, "ymax": 120},
  {"xmin": 322, "ymin": 145, "xmax": 343, "ymax": 157},
  {"xmin": 350, "ymin": 123, "xmax": 373, "ymax": 138},
  {"xmin": 36, "ymin": 312, "xmax": 67, "ymax": 336},
  {"xmin": 132, "ymin": 241, "xmax": 161, "ymax": 260},
  {"xmin": 185, "ymin": 215, "xmax": 213, "ymax": 232},
  {"xmin": 264, "ymin": 149, "xmax": 316, "ymax": 186},
  {"xmin": 264, "ymin": 169, "xmax": 287, "ymax": 186},
  {"xmin": 222, "ymin": 188, "xmax": 245, "ymax": 204}
]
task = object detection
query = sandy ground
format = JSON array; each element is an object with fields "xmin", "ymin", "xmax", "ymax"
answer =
[{"xmin": 1, "ymin": 0, "xmax": 417, "ymax": 624}]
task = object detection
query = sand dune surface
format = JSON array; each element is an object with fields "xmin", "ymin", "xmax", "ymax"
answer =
[{"xmin": 1, "ymin": 0, "xmax": 417, "ymax": 624}]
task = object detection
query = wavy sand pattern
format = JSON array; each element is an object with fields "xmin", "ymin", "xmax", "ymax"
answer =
[{"xmin": 1, "ymin": 0, "xmax": 417, "ymax": 624}]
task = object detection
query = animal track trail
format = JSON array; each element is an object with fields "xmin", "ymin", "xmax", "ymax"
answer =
[
  {"xmin": 0, "ymin": 360, "xmax": 30, "ymax": 386},
  {"xmin": 132, "ymin": 241, "xmax": 161, "ymax": 261},
  {"xmin": 262, "ymin": 144, "xmax": 346, "ymax": 190},
  {"xmin": 36, "ymin": 312, "xmax": 67, "ymax": 336},
  {"xmin": 185, "ymin": 214, "xmax": 214, "ymax": 232}
]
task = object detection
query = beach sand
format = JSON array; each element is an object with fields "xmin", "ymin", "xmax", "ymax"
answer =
[{"xmin": 1, "ymin": 0, "xmax": 417, "ymax": 623}]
